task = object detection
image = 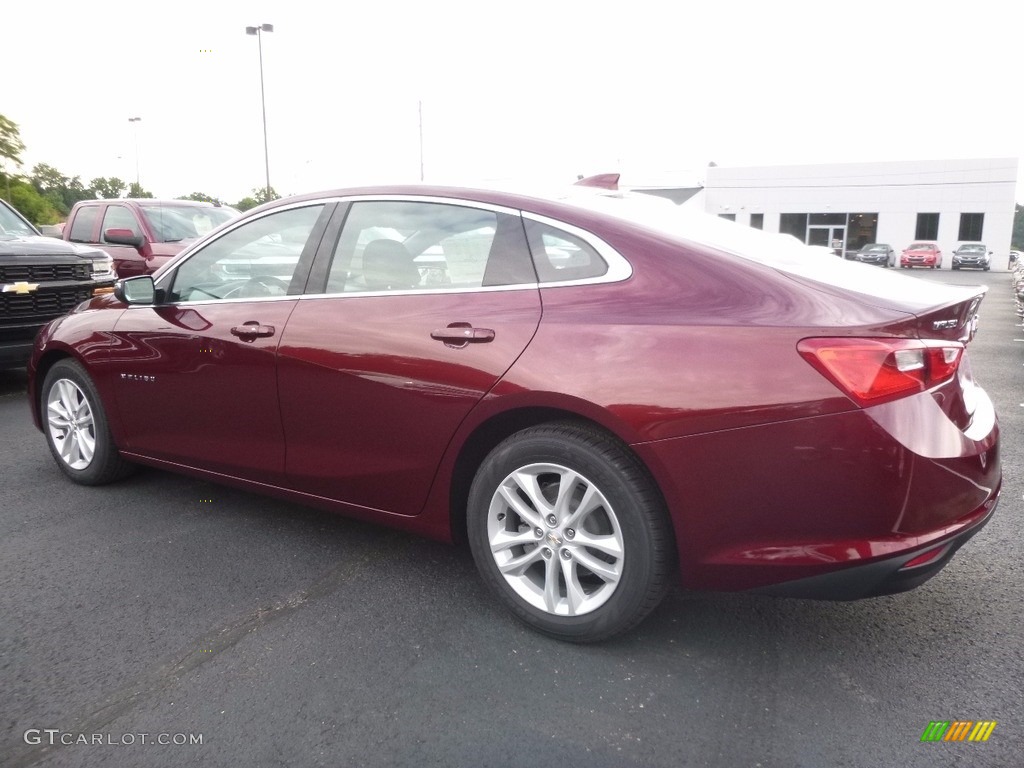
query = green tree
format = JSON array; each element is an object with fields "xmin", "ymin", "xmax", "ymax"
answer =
[
  {"xmin": 30, "ymin": 164, "xmax": 94, "ymax": 214},
  {"xmin": 1, "ymin": 113, "xmax": 27, "ymax": 203},
  {"xmin": 0, "ymin": 113, "xmax": 26, "ymax": 166},
  {"xmin": 31, "ymin": 163, "xmax": 69, "ymax": 192},
  {"xmin": 252, "ymin": 185, "xmax": 281, "ymax": 205},
  {"xmin": 178, "ymin": 191, "xmax": 223, "ymax": 204},
  {"xmin": 5, "ymin": 176, "xmax": 61, "ymax": 225},
  {"xmin": 127, "ymin": 182, "xmax": 154, "ymax": 198},
  {"xmin": 90, "ymin": 177, "xmax": 127, "ymax": 199},
  {"xmin": 233, "ymin": 196, "xmax": 259, "ymax": 212}
]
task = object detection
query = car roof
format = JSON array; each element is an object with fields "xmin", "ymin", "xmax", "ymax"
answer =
[{"xmin": 76, "ymin": 199, "xmax": 224, "ymax": 209}]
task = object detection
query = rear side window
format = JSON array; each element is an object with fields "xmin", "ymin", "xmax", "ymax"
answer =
[
  {"xmin": 68, "ymin": 207, "xmax": 100, "ymax": 243},
  {"xmin": 524, "ymin": 220, "xmax": 607, "ymax": 283},
  {"xmin": 325, "ymin": 201, "xmax": 535, "ymax": 293}
]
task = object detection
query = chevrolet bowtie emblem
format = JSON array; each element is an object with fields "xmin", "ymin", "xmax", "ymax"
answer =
[{"xmin": 2, "ymin": 281, "xmax": 41, "ymax": 294}]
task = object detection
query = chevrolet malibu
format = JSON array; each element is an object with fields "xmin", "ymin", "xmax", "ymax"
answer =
[
  {"xmin": 27, "ymin": 184, "xmax": 1000, "ymax": 642},
  {"xmin": 901, "ymin": 242, "xmax": 943, "ymax": 269}
]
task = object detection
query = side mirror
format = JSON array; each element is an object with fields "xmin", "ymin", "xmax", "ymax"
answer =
[
  {"xmin": 104, "ymin": 228, "xmax": 145, "ymax": 249},
  {"xmin": 114, "ymin": 275, "xmax": 156, "ymax": 305}
]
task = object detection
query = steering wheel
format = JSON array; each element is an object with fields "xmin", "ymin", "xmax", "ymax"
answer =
[{"xmin": 224, "ymin": 275, "xmax": 291, "ymax": 299}]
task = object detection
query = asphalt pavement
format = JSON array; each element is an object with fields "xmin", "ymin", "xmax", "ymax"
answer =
[{"xmin": 1, "ymin": 268, "xmax": 1021, "ymax": 768}]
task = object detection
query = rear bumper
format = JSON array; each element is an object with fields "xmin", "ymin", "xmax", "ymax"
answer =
[
  {"xmin": 751, "ymin": 492, "xmax": 998, "ymax": 599},
  {"xmin": 634, "ymin": 382, "xmax": 1000, "ymax": 597}
]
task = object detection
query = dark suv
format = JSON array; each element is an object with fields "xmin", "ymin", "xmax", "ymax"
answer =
[
  {"xmin": 63, "ymin": 199, "xmax": 240, "ymax": 278},
  {"xmin": 0, "ymin": 199, "xmax": 114, "ymax": 368}
]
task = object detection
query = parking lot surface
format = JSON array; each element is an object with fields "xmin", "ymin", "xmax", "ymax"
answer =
[{"xmin": 1, "ymin": 269, "xmax": 1021, "ymax": 767}]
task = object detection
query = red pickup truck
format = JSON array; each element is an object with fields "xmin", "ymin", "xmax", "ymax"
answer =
[{"xmin": 63, "ymin": 199, "xmax": 240, "ymax": 278}]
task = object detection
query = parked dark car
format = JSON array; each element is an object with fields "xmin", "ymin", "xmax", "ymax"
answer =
[
  {"xmin": 0, "ymin": 198, "xmax": 114, "ymax": 368},
  {"xmin": 63, "ymin": 199, "xmax": 239, "ymax": 278},
  {"xmin": 900, "ymin": 242, "xmax": 943, "ymax": 269},
  {"xmin": 27, "ymin": 185, "xmax": 1000, "ymax": 641},
  {"xmin": 853, "ymin": 243, "xmax": 896, "ymax": 267},
  {"xmin": 951, "ymin": 243, "xmax": 992, "ymax": 271}
]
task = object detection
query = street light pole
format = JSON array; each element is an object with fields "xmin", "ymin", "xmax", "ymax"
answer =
[
  {"xmin": 128, "ymin": 117, "xmax": 141, "ymax": 189},
  {"xmin": 245, "ymin": 23, "xmax": 274, "ymax": 201}
]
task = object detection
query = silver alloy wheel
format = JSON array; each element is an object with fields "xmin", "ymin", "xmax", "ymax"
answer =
[
  {"xmin": 486, "ymin": 462, "xmax": 624, "ymax": 616},
  {"xmin": 46, "ymin": 378, "xmax": 96, "ymax": 470}
]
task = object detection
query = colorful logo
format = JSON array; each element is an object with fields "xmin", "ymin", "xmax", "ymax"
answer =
[{"xmin": 921, "ymin": 721, "xmax": 997, "ymax": 742}]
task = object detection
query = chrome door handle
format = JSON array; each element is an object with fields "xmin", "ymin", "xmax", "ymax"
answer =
[
  {"xmin": 231, "ymin": 323, "xmax": 275, "ymax": 340},
  {"xmin": 431, "ymin": 323, "xmax": 495, "ymax": 348}
]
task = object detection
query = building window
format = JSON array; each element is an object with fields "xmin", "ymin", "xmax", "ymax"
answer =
[
  {"xmin": 750, "ymin": 213, "xmax": 764, "ymax": 230},
  {"xmin": 779, "ymin": 213, "xmax": 808, "ymax": 242},
  {"xmin": 915, "ymin": 213, "xmax": 939, "ymax": 240},
  {"xmin": 958, "ymin": 213, "xmax": 984, "ymax": 241},
  {"xmin": 718, "ymin": 213, "xmax": 736, "ymax": 222},
  {"xmin": 847, "ymin": 213, "xmax": 878, "ymax": 251},
  {"xmin": 808, "ymin": 213, "xmax": 846, "ymax": 226}
]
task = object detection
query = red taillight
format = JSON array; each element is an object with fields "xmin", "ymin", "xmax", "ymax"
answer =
[{"xmin": 798, "ymin": 338, "xmax": 964, "ymax": 406}]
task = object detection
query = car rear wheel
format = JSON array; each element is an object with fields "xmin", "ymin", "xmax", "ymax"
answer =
[
  {"xmin": 467, "ymin": 423, "xmax": 675, "ymax": 642},
  {"xmin": 42, "ymin": 359, "xmax": 134, "ymax": 485}
]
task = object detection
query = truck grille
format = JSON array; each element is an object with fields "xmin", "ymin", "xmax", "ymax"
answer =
[
  {"xmin": 0, "ymin": 288, "xmax": 93, "ymax": 319},
  {"xmin": 0, "ymin": 263, "xmax": 91, "ymax": 282}
]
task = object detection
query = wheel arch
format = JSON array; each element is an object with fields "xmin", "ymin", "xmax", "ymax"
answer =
[
  {"xmin": 30, "ymin": 349, "xmax": 75, "ymax": 429},
  {"xmin": 446, "ymin": 404, "xmax": 673, "ymax": 548}
]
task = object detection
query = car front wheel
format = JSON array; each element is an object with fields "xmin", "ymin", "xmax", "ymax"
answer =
[
  {"xmin": 467, "ymin": 423, "xmax": 675, "ymax": 642},
  {"xmin": 42, "ymin": 359, "xmax": 134, "ymax": 485}
]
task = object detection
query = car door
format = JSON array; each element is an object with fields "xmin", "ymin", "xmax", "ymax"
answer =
[
  {"xmin": 109, "ymin": 202, "xmax": 331, "ymax": 483},
  {"xmin": 277, "ymin": 198, "xmax": 542, "ymax": 516}
]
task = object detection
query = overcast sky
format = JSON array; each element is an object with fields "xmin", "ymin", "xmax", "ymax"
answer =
[{"xmin": 5, "ymin": 0, "xmax": 1022, "ymax": 205}]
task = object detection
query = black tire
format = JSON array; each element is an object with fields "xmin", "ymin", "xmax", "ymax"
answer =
[
  {"xmin": 467, "ymin": 422, "xmax": 675, "ymax": 642},
  {"xmin": 41, "ymin": 359, "xmax": 135, "ymax": 485},
  {"xmin": 953, "ymin": 265, "xmax": 960, "ymax": 271}
]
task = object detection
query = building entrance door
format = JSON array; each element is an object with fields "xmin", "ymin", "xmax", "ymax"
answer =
[{"xmin": 807, "ymin": 225, "xmax": 845, "ymax": 256}]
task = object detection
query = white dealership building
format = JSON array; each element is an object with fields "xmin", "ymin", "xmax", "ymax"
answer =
[{"xmin": 643, "ymin": 158, "xmax": 1018, "ymax": 268}]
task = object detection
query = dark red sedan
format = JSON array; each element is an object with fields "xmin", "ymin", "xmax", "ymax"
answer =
[{"xmin": 27, "ymin": 185, "xmax": 1000, "ymax": 641}]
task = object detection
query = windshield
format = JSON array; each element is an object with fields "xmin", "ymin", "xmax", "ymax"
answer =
[
  {"xmin": 139, "ymin": 205, "xmax": 238, "ymax": 243},
  {"xmin": 959, "ymin": 245, "xmax": 985, "ymax": 252},
  {"xmin": 0, "ymin": 202, "xmax": 40, "ymax": 238},
  {"xmin": 863, "ymin": 245, "xmax": 887, "ymax": 252},
  {"xmin": 908, "ymin": 243, "xmax": 935, "ymax": 250}
]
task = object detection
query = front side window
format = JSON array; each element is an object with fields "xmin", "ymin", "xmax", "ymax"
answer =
[
  {"xmin": 167, "ymin": 205, "xmax": 325, "ymax": 302},
  {"xmin": 101, "ymin": 206, "xmax": 142, "ymax": 239},
  {"xmin": 325, "ymin": 201, "xmax": 534, "ymax": 293}
]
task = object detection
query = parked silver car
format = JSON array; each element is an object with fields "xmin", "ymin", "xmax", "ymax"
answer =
[
  {"xmin": 951, "ymin": 243, "xmax": 991, "ymax": 271},
  {"xmin": 853, "ymin": 243, "xmax": 896, "ymax": 267}
]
